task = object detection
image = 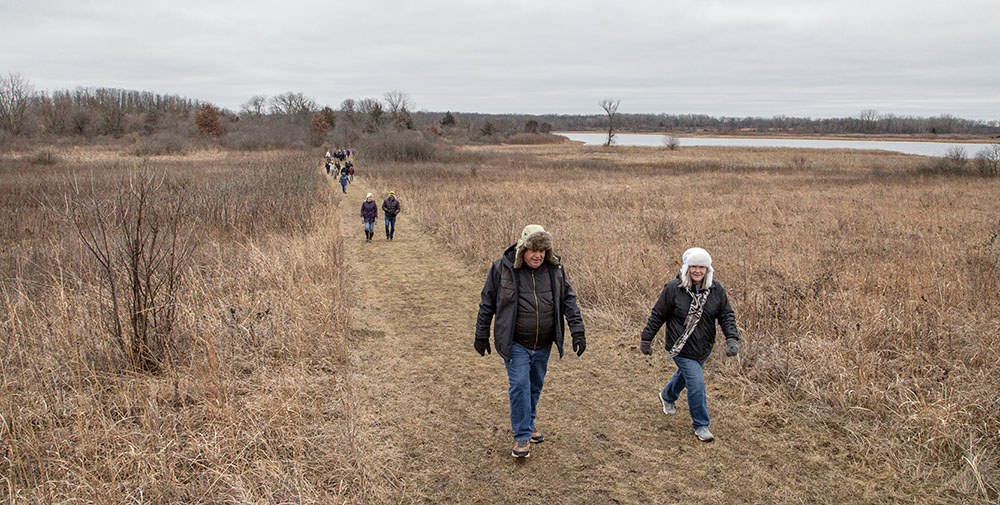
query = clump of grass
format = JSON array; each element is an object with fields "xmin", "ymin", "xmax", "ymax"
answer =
[{"xmin": 29, "ymin": 148, "xmax": 59, "ymax": 165}]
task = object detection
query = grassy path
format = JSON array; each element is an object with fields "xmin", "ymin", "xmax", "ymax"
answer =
[{"xmin": 335, "ymin": 181, "xmax": 928, "ymax": 504}]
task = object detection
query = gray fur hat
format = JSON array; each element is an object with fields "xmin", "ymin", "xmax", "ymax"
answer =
[{"xmin": 513, "ymin": 224, "xmax": 558, "ymax": 269}]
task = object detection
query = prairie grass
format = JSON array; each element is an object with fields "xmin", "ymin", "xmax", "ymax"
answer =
[
  {"xmin": 363, "ymin": 143, "xmax": 1000, "ymax": 502},
  {"xmin": 1, "ymin": 149, "xmax": 368, "ymax": 503}
]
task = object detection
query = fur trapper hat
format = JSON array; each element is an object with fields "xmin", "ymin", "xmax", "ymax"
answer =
[
  {"xmin": 514, "ymin": 224, "xmax": 558, "ymax": 269},
  {"xmin": 679, "ymin": 247, "xmax": 714, "ymax": 289}
]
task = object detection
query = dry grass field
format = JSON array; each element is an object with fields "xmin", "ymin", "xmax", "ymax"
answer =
[
  {"xmin": 3, "ymin": 142, "xmax": 998, "ymax": 504},
  {"xmin": 1, "ymin": 149, "xmax": 371, "ymax": 503},
  {"xmin": 356, "ymin": 143, "xmax": 999, "ymax": 503}
]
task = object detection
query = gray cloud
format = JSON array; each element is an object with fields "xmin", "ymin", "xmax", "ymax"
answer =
[{"xmin": 2, "ymin": 0, "xmax": 997, "ymax": 119}]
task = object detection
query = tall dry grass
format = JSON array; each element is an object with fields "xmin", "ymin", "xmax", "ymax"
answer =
[
  {"xmin": 1, "ymin": 149, "xmax": 372, "ymax": 503},
  {"xmin": 363, "ymin": 144, "xmax": 1000, "ymax": 502}
]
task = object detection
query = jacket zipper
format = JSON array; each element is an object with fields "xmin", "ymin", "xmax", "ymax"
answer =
[{"xmin": 531, "ymin": 269, "xmax": 539, "ymax": 348}]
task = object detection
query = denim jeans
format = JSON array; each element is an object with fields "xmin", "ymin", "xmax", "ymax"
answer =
[
  {"xmin": 661, "ymin": 356, "xmax": 710, "ymax": 428},
  {"xmin": 363, "ymin": 221, "xmax": 374, "ymax": 233},
  {"xmin": 504, "ymin": 342, "xmax": 551, "ymax": 441},
  {"xmin": 384, "ymin": 215, "xmax": 396, "ymax": 238}
]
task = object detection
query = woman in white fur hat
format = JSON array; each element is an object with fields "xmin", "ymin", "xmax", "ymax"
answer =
[{"xmin": 639, "ymin": 247, "xmax": 740, "ymax": 442}]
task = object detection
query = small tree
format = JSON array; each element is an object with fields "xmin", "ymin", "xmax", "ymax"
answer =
[
  {"xmin": 309, "ymin": 112, "xmax": 331, "ymax": 146},
  {"xmin": 524, "ymin": 120, "xmax": 539, "ymax": 134},
  {"xmin": 0, "ymin": 72, "xmax": 34, "ymax": 136},
  {"xmin": 240, "ymin": 95, "xmax": 267, "ymax": 117},
  {"xmin": 320, "ymin": 106, "xmax": 336, "ymax": 130},
  {"xmin": 599, "ymin": 98, "xmax": 621, "ymax": 146},
  {"xmin": 440, "ymin": 111, "xmax": 456, "ymax": 126},
  {"xmin": 195, "ymin": 104, "xmax": 223, "ymax": 136},
  {"xmin": 945, "ymin": 146, "xmax": 968, "ymax": 172},
  {"xmin": 480, "ymin": 121, "xmax": 495, "ymax": 136},
  {"xmin": 539, "ymin": 122, "xmax": 552, "ymax": 134}
]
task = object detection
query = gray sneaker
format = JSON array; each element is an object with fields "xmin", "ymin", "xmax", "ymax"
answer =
[
  {"xmin": 659, "ymin": 394, "xmax": 676, "ymax": 415},
  {"xmin": 694, "ymin": 426, "xmax": 714, "ymax": 442}
]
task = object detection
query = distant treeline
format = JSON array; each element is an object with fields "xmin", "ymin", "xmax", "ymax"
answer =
[
  {"xmin": 415, "ymin": 110, "xmax": 1000, "ymax": 137},
  {"xmin": 3, "ymin": 72, "xmax": 998, "ymax": 145}
]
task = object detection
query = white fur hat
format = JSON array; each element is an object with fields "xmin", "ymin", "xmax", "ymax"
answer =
[{"xmin": 679, "ymin": 247, "xmax": 714, "ymax": 288}]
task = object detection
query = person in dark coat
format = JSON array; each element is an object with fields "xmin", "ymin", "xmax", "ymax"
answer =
[
  {"xmin": 475, "ymin": 224, "xmax": 586, "ymax": 458},
  {"xmin": 360, "ymin": 193, "xmax": 378, "ymax": 242},
  {"xmin": 381, "ymin": 191, "xmax": 401, "ymax": 240},
  {"xmin": 640, "ymin": 247, "xmax": 740, "ymax": 443},
  {"xmin": 339, "ymin": 172, "xmax": 349, "ymax": 194}
]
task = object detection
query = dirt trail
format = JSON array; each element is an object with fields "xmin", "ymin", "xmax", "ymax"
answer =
[{"xmin": 336, "ymin": 182, "xmax": 919, "ymax": 504}]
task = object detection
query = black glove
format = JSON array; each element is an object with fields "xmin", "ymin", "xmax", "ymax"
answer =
[
  {"xmin": 725, "ymin": 338, "xmax": 739, "ymax": 357},
  {"xmin": 572, "ymin": 334, "xmax": 586, "ymax": 357},
  {"xmin": 640, "ymin": 340, "xmax": 652, "ymax": 355},
  {"xmin": 474, "ymin": 338, "xmax": 491, "ymax": 356}
]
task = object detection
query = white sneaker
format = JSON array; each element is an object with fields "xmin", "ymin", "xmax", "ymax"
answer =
[
  {"xmin": 694, "ymin": 426, "xmax": 714, "ymax": 442},
  {"xmin": 659, "ymin": 394, "xmax": 676, "ymax": 415}
]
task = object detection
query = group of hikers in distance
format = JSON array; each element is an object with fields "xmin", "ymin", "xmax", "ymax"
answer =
[
  {"xmin": 325, "ymin": 148, "xmax": 355, "ymax": 194},
  {"xmin": 320, "ymin": 150, "xmax": 741, "ymax": 460}
]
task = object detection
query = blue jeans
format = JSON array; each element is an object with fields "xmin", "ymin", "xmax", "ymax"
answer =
[
  {"xmin": 661, "ymin": 356, "xmax": 710, "ymax": 428},
  {"xmin": 504, "ymin": 342, "xmax": 551, "ymax": 441},
  {"xmin": 363, "ymin": 221, "xmax": 374, "ymax": 233},
  {"xmin": 384, "ymin": 215, "xmax": 396, "ymax": 238}
]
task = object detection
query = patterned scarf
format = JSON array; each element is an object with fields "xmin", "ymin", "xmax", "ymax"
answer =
[{"xmin": 669, "ymin": 286, "xmax": 710, "ymax": 357}]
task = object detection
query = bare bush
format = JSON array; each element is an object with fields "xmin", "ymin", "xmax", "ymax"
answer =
[
  {"xmin": 946, "ymin": 146, "xmax": 969, "ymax": 172},
  {"xmin": 662, "ymin": 134, "xmax": 680, "ymax": 150},
  {"xmin": 974, "ymin": 144, "xmax": 1000, "ymax": 177},
  {"xmin": 70, "ymin": 167, "xmax": 196, "ymax": 372},
  {"xmin": 30, "ymin": 148, "xmax": 59, "ymax": 165}
]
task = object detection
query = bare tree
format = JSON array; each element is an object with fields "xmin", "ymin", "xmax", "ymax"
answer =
[
  {"xmin": 662, "ymin": 134, "xmax": 680, "ymax": 150},
  {"xmin": 599, "ymin": 98, "xmax": 621, "ymax": 146},
  {"xmin": 339, "ymin": 98, "xmax": 358, "ymax": 127},
  {"xmin": 269, "ymin": 91, "xmax": 316, "ymax": 116},
  {"xmin": 858, "ymin": 109, "xmax": 880, "ymax": 133},
  {"xmin": 384, "ymin": 90, "xmax": 414, "ymax": 129},
  {"xmin": 240, "ymin": 95, "xmax": 267, "ymax": 117},
  {"xmin": 357, "ymin": 97, "xmax": 385, "ymax": 133},
  {"xmin": 0, "ymin": 72, "xmax": 35, "ymax": 135},
  {"xmin": 974, "ymin": 143, "xmax": 1000, "ymax": 177}
]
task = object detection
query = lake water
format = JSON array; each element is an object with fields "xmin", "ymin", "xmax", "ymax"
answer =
[{"xmin": 555, "ymin": 132, "xmax": 992, "ymax": 157}]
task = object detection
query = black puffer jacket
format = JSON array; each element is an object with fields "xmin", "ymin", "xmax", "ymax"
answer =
[
  {"xmin": 640, "ymin": 277, "xmax": 739, "ymax": 361},
  {"xmin": 476, "ymin": 244, "xmax": 585, "ymax": 360}
]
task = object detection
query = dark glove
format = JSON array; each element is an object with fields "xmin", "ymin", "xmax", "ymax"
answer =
[
  {"xmin": 725, "ymin": 338, "xmax": 739, "ymax": 357},
  {"xmin": 640, "ymin": 340, "xmax": 652, "ymax": 355},
  {"xmin": 474, "ymin": 338, "xmax": 491, "ymax": 356},
  {"xmin": 572, "ymin": 334, "xmax": 586, "ymax": 357}
]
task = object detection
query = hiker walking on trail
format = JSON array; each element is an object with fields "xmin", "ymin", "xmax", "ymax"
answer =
[
  {"xmin": 639, "ymin": 247, "xmax": 740, "ymax": 443},
  {"xmin": 339, "ymin": 172, "xmax": 349, "ymax": 194},
  {"xmin": 475, "ymin": 224, "xmax": 586, "ymax": 459},
  {"xmin": 381, "ymin": 191, "xmax": 400, "ymax": 240},
  {"xmin": 360, "ymin": 193, "xmax": 378, "ymax": 242}
]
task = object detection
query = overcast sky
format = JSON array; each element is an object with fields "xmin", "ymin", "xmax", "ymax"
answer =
[{"xmin": 2, "ymin": 0, "xmax": 998, "ymax": 120}]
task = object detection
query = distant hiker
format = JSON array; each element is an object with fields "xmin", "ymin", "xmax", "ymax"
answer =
[
  {"xmin": 325, "ymin": 149, "xmax": 332, "ymax": 162},
  {"xmin": 339, "ymin": 172, "xmax": 349, "ymax": 194},
  {"xmin": 639, "ymin": 247, "xmax": 740, "ymax": 443},
  {"xmin": 361, "ymin": 193, "xmax": 378, "ymax": 242},
  {"xmin": 325, "ymin": 160, "xmax": 332, "ymax": 175},
  {"xmin": 381, "ymin": 191, "xmax": 400, "ymax": 240},
  {"xmin": 347, "ymin": 161, "xmax": 354, "ymax": 182},
  {"xmin": 475, "ymin": 224, "xmax": 586, "ymax": 459}
]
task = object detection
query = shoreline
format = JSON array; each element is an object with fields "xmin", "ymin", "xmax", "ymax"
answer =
[{"xmin": 555, "ymin": 130, "xmax": 999, "ymax": 144}]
